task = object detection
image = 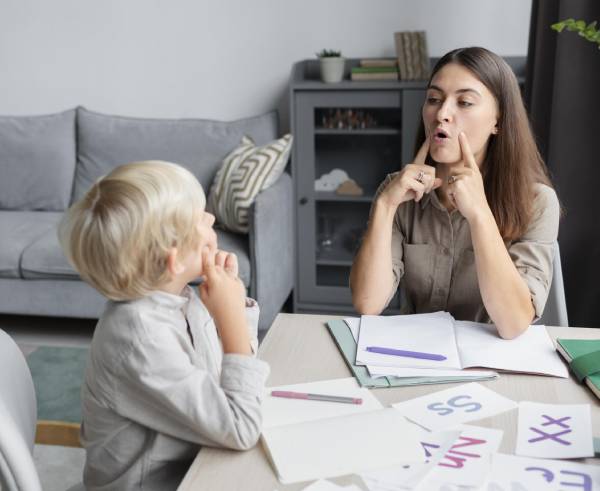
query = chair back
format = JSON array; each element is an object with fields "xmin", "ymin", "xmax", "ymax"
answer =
[
  {"xmin": 538, "ymin": 242, "xmax": 569, "ymax": 327},
  {"xmin": 0, "ymin": 329, "xmax": 43, "ymax": 491}
]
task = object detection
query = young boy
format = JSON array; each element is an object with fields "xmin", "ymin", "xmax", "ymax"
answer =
[{"xmin": 59, "ymin": 161, "xmax": 270, "ymax": 490}]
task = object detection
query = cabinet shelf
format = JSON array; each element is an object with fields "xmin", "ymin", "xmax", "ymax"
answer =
[
  {"xmin": 316, "ymin": 258, "xmax": 353, "ymax": 267},
  {"xmin": 315, "ymin": 128, "xmax": 400, "ymax": 136},
  {"xmin": 316, "ymin": 249, "xmax": 354, "ymax": 267},
  {"xmin": 314, "ymin": 191, "xmax": 374, "ymax": 203}
]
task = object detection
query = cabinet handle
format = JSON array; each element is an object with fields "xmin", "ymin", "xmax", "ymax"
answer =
[{"xmin": 299, "ymin": 197, "xmax": 308, "ymax": 205}]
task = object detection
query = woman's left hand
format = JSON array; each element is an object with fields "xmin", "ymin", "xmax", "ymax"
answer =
[{"xmin": 447, "ymin": 132, "xmax": 490, "ymax": 222}]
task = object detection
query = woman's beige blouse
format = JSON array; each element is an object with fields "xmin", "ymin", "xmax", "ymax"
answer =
[{"xmin": 374, "ymin": 173, "xmax": 560, "ymax": 323}]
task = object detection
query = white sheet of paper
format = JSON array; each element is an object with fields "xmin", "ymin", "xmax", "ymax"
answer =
[
  {"xmin": 262, "ymin": 408, "xmax": 425, "ymax": 484},
  {"xmin": 356, "ymin": 312, "xmax": 461, "ymax": 369},
  {"xmin": 343, "ymin": 317, "xmax": 360, "ymax": 342},
  {"xmin": 299, "ymin": 479, "xmax": 362, "ymax": 491},
  {"xmin": 454, "ymin": 321, "xmax": 568, "ymax": 378},
  {"xmin": 359, "ymin": 427, "xmax": 460, "ymax": 490},
  {"xmin": 515, "ymin": 402, "xmax": 594, "ymax": 459},
  {"xmin": 415, "ymin": 424, "xmax": 503, "ymax": 489},
  {"xmin": 263, "ymin": 378, "xmax": 382, "ymax": 429},
  {"xmin": 366, "ymin": 365, "xmax": 498, "ymax": 379},
  {"xmin": 392, "ymin": 382, "xmax": 518, "ymax": 432},
  {"xmin": 485, "ymin": 453, "xmax": 600, "ymax": 490}
]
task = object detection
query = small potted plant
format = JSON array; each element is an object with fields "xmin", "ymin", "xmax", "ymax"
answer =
[{"xmin": 316, "ymin": 49, "xmax": 345, "ymax": 83}]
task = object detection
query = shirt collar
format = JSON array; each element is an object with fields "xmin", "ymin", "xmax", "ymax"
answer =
[
  {"xmin": 144, "ymin": 286, "xmax": 193, "ymax": 310},
  {"xmin": 420, "ymin": 189, "xmax": 446, "ymax": 212}
]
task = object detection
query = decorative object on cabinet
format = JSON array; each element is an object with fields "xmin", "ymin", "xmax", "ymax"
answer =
[
  {"xmin": 314, "ymin": 169, "xmax": 350, "ymax": 192},
  {"xmin": 394, "ymin": 31, "xmax": 430, "ymax": 80},
  {"xmin": 316, "ymin": 49, "xmax": 345, "ymax": 84},
  {"xmin": 336, "ymin": 179, "xmax": 364, "ymax": 196}
]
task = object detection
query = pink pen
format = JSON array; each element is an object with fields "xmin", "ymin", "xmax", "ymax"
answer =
[{"xmin": 270, "ymin": 390, "xmax": 363, "ymax": 405}]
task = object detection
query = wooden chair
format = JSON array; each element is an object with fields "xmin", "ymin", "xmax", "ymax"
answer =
[{"xmin": 0, "ymin": 329, "xmax": 83, "ymax": 491}]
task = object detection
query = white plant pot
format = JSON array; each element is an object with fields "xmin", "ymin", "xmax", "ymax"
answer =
[{"xmin": 320, "ymin": 57, "xmax": 345, "ymax": 83}]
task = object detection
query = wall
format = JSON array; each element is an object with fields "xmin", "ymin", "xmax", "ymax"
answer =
[{"xmin": 0, "ymin": 0, "xmax": 532, "ymax": 128}]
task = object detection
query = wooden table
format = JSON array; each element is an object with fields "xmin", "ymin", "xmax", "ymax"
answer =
[{"xmin": 178, "ymin": 313, "xmax": 600, "ymax": 490}]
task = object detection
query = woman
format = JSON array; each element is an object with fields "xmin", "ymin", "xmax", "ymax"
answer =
[{"xmin": 350, "ymin": 47, "xmax": 559, "ymax": 339}]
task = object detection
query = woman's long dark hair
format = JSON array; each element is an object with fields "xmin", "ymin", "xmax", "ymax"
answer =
[{"xmin": 415, "ymin": 47, "xmax": 554, "ymax": 241}]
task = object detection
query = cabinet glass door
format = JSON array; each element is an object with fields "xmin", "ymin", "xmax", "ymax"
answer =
[{"xmin": 295, "ymin": 91, "xmax": 404, "ymax": 310}]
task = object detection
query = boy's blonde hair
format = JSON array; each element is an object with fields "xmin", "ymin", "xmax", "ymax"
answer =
[{"xmin": 59, "ymin": 161, "xmax": 206, "ymax": 301}]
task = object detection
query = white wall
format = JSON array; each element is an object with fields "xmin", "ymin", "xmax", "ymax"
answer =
[{"xmin": 0, "ymin": 0, "xmax": 532, "ymax": 128}]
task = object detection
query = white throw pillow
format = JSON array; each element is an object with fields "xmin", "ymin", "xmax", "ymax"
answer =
[{"xmin": 207, "ymin": 134, "xmax": 293, "ymax": 233}]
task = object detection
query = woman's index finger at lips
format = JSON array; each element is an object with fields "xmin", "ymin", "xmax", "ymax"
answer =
[
  {"xmin": 413, "ymin": 136, "xmax": 430, "ymax": 165},
  {"xmin": 459, "ymin": 132, "xmax": 478, "ymax": 169}
]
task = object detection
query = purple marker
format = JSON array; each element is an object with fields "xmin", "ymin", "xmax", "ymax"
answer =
[{"xmin": 366, "ymin": 346, "xmax": 447, "ymax": 361}]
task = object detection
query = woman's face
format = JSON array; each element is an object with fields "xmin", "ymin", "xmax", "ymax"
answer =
[{"xmin": 422, "ymin": 62, "xmax": 499, "ymax": 167}]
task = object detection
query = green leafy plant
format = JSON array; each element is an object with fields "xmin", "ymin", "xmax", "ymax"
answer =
[
  {"xmin": 316, "ymin": 49, "xmax": 342, "ymax": 58},
  {"xmin": 552, "ymin": 19, "xmax": 600, "ymax": 49}
]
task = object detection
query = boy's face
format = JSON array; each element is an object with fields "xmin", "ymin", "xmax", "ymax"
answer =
[{"xmin": 181, "ymin": 210, "xmax": 217, "ymax": 281}]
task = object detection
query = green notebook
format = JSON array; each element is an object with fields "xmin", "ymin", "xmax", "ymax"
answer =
[
  {"xmin": 556, "ymin": 338, "xmax": 600, "ymax": 400},
  {"xmin": 326, "ymin": 320, "xmax": 498, "ymax": 388}
]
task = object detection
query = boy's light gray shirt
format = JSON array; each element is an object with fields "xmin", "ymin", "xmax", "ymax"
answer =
[{"xmin": 80, "ymin": 286, "xmax": 270, "ymax": 491}]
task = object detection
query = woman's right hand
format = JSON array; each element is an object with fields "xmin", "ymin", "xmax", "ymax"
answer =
[{"xmin": 378, "ymin": 137, "xmax": 442, "ymax": 209}]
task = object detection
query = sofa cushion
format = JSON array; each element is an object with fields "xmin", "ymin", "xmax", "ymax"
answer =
[
  {"xmin": 0, "ymin": 109, "xmax": 76, "ymax": 211},
  {"xmin": 21, "ymin": 222, "xmax": 252, "ymax": 288},
  {"xmin": 208, "ymin": 134, "xmax": 293, "ymax": 233},
  {"xmin": 0, "ymin": 212, "xmax": 63, "ymax": 278},
  {"xmin": 72, "ymin": 107, "xmax": 279, "ymax": 203}
]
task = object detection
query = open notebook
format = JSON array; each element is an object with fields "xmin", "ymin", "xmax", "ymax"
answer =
[
  {"xmin": 260, "ymin": 378, "xmax": 424, "ymax": 484},
  {"xmin": 354, "ymin": 312, "xmax": 568, "ymax": 378}
]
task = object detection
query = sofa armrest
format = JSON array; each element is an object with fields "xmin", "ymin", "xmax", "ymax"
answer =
[{"xmin": 249, "ymin": 172, "xmax": 293, "ymax": 331}]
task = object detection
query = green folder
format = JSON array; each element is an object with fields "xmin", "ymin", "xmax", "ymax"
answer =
[
  {"xmin": 326, "ymin": 319, "xmax": 498, "ymax": 388},
  {"xmin": 556, "ymin": 338, "xmax": 600, "ymax": 400}
]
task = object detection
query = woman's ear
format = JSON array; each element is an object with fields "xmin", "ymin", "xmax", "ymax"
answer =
[{"xmin": 167, "ymin": 248, "xmax": 185, "ymax": 276}]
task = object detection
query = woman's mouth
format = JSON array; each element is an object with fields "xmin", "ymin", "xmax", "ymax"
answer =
[{"xmin": 432, "ymin": 127, "xmax": 451, "ymax": 144}]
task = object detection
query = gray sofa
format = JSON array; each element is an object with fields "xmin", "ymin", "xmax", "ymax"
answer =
[{"xmin": 0, "ymin": 107, "xmax": 293, "ymax": 331}]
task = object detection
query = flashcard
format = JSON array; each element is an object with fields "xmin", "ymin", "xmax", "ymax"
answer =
[
  {"xmin": 391, "ymin": 382, "xmax": 517, "ymax": 431},
  {"xmin": 359, "ymin": 428, "xmax": 460, "ymax": 490},
  {"xmin": 416, "ymin": 425, "xmax": 503, "ymax": 489},
  {"xmin": 299, "ymin": 479, "xmax": 362, "ymax": 491},
  {"xmin": 516, "ymin": 402, "xmax": 594, "ymax": 459},
  {"xmin": 484, "ymin": 453, "xmax": 600, "ymax": 491}
]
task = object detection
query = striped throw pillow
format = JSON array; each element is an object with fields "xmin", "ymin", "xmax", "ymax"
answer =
[{"xmin": 207, "ymin": 134, "xmax": 293, "ymax": 233}]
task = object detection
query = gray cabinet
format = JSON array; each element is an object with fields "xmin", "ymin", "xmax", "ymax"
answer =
[{"xmin": 290, "ymin": 59, "xmax": 427, "ymax": 315}]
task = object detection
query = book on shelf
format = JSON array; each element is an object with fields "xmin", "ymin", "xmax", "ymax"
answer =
[
  {"xmin": 394, "ymin": 31, "xmax": 430, "ymax": 80},
  {"xmin": 351, "ymin": 72, "xmax": 399, "ymax": 81},
  {"xmin": 351, "ymin": 66, "xmax": 399, "ymax": 81},
  {"xmin": 359, "ymin": 58, "xmax": 398, "ymax": 68},
  {"xmin": 352, "ymin": 66, "xmax": 399, "ymax": 74}
]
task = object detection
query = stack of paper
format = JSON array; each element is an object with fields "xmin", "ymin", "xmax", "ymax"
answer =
[
  {"xmin": 351, "ymin": 312, "xmax": 568, "ymax": 379},
  {"xmin": 261, "ymin": 378, "xmax": 425, "ymax": 484},
  {"xmin": 326, "ymin": 319, "xmax": 498, "ymax": 388}
]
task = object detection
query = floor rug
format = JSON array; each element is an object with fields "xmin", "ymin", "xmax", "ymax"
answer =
[{"xmin": 26, "ymin": 346, "xmax": 88, "ymax": 423}]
